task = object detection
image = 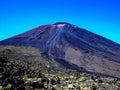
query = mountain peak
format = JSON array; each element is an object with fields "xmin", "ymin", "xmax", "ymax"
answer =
[
  {"xmin": 0, "ymin": 22, "xmax": 120, "ymax": 78},
  {"xmin": 54, "ymin": 22, "xmax": 72, "ymax": 25},
  {"xmin": 53, "ymin": 22, "xmax": 76, "ymax": 27}
]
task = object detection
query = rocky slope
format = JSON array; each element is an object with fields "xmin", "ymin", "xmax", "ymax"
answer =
[
  {"xmin": 0, "ymin": 46, "xmax": 120, "ymax": 90},
  {"xmin": 0, "ymin": 22, "xmax": 120, "ymax": 78}
]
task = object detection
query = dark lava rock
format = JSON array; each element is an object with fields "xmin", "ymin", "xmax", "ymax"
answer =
[{"xmin": 32, "ymin": 82, "xmax": 45, "ymax": 89}]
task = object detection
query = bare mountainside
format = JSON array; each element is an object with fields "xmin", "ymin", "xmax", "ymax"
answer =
[
  {"xmin": 0, "ymin": 22, "xmax": 120, "ymax": 78},
  {"xmin": 0, "ymin": 46, "xmax": 120, "ymax": 90}
]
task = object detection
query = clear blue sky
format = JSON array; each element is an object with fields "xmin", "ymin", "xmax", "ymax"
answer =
[{"xmin": 0, "ymin": 0, "xmax": 120, "ymax": 44}]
